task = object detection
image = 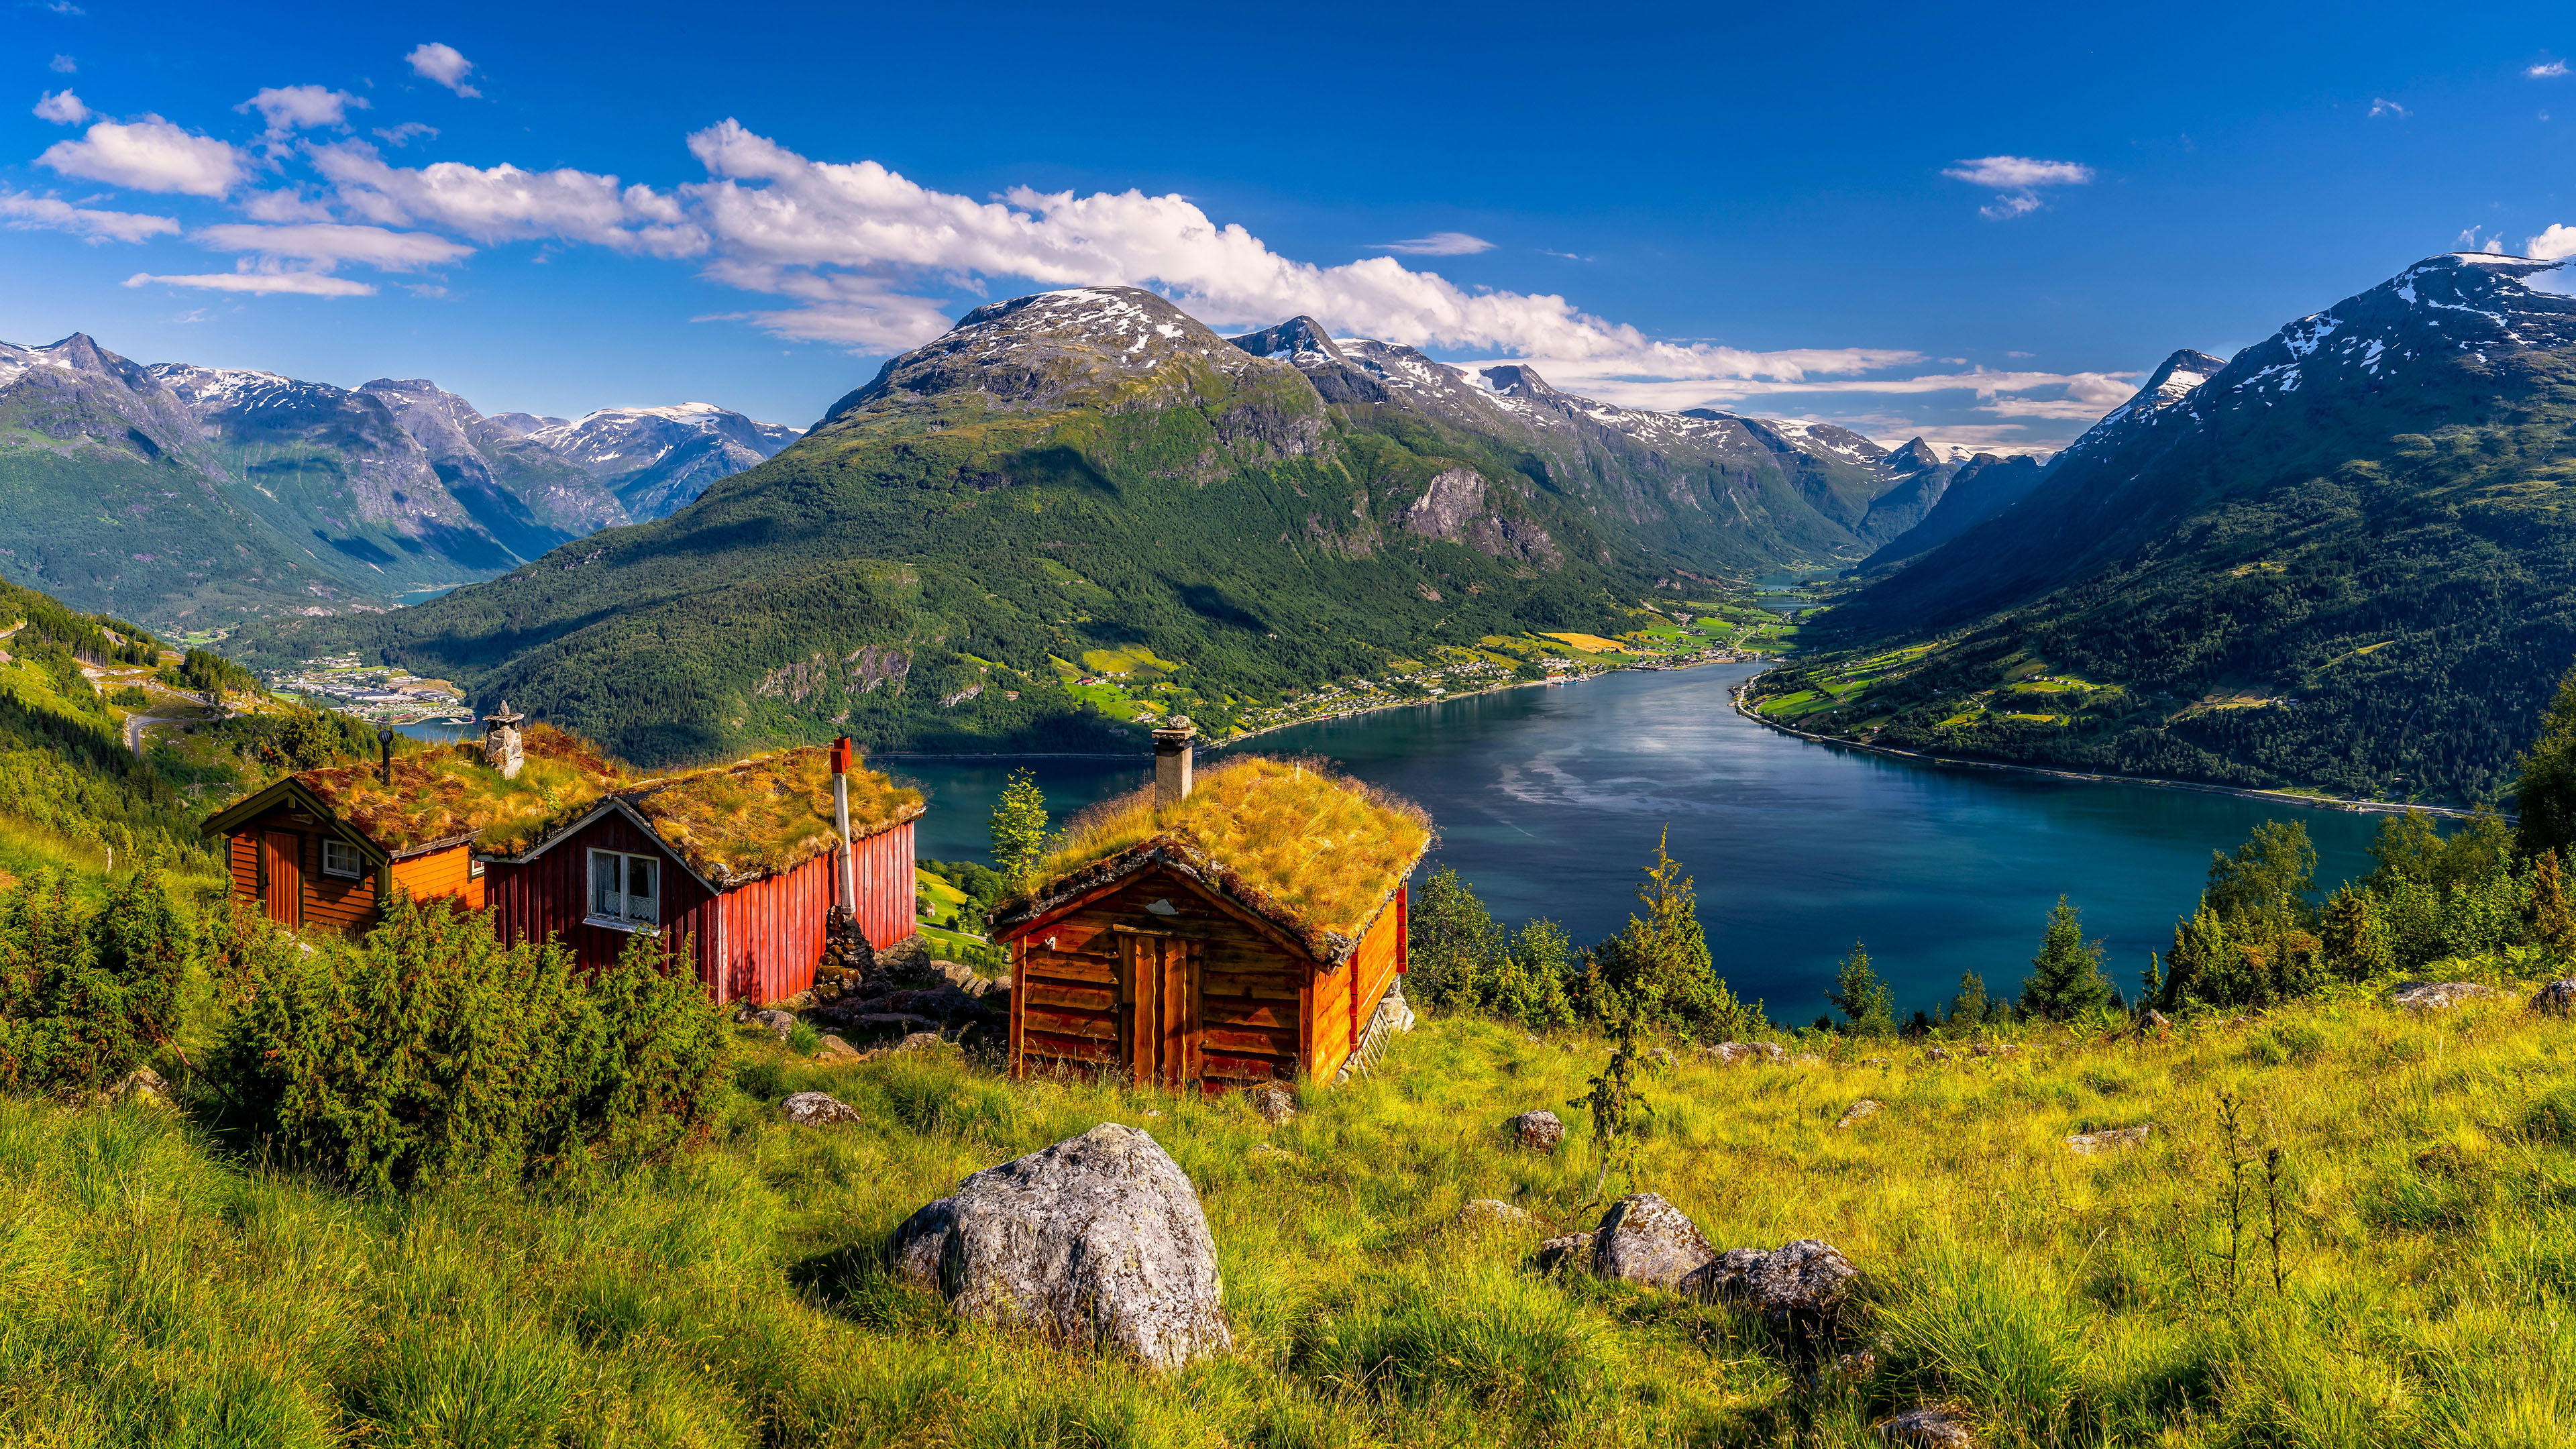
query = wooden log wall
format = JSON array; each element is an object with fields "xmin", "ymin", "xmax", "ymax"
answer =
[{"xmin": 391, "ymin": 845, "xmax": 483, "ymax": 912}]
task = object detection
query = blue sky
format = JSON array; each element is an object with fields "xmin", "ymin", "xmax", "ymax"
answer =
[{"xmin": 5, "ymin": 0, "xmax": 2573, "ymax": 453}]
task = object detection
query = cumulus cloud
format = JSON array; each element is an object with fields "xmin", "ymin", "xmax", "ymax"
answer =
[
  {"xmin": 39, "ymin": 117, "xmax": 248, "ymax": 197},
  {"xmin": 123, "ymin": 266, "xmax": 376, "ymax": 297},
  {"xmin": 32, "ymin": 89, "xmax": 89, "ymax": 125},
  {"xmin": 1378, "ymin": 231, "xmax": 1495, "ymax": 256},
  {"xmin": 194, "ymin": 221, "xmax": 472, "ymax": 271},
  {"xmin": 405, "ymin": 43, "xmax": 480, "ymax": 97},
  {"xmin": 2531, "ymin": 60, "xmax": 2569, "ymax": 78},
  {"xmin": 49, "ymin": 54, "xmax": 75, "ymax": 73},
  {"xmin": 0, "ymin": 189, "xmax": 178, "ymax": 244},
  {"xmin": 2528, "ymin": 224, "xmax": 2576, "ymax": 260},
  {"xmin": 313, "ymin": 142, "xmax": 699, "ymax": 253},
  {"xmin": 238, "ymin": 85, "xmax": 366, "ymax": 133},
  {"xmin": 1943, "ymin": 155, "xmax": 2093, "ymax": 220}
]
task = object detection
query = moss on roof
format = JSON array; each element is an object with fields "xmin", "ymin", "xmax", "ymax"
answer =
[
  {"xmin": 998, "ymin": 755, "xmax": 1431, "ymax": 961},
  {"xmin": 297, "ymin": 724, "xmax": 633, "ymax": 855},
  {"xmin": 623, "ymin": 745, "xmax": 924, "ymax": 886}
]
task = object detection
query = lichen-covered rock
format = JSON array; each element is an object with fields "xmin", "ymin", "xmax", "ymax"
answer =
[
  {"xmin": 2530, "ymin": 979, "xmax": 2576, "ymax": 1016},
  {"xmin": 1535, "ymin": 1232, "xmax": 1594, "ymax": 1272},
  {"xmin": 1247, "ymin": 1083, "xmax": 1297, "ymax": 1126},
  {"xmin": 745, "ymin": 1008, "xmax": 797, "ymax": 1040},
  {"xmin": 1836, "ymin": 1099, "xmax": 1884, "ymax": 1128},
  {"xmin": 2390, "ymin": 981, "xmax": 2507, "ymax": 1010},
  {"xmin": 1703, "ymin": 1041, "xmax": 1786, "ymax": 1066},
  {"xmin": 94, "ymin": 1067, "xmax": 170, "ymax": 1108},
  {"xmin": 814, "ymin": 1032, "xmax": 859, "ymax": 1059},
  {"xmin": 781, "ymin": 1091, "xmax": 859, "ymax": 1125},
  {"xmin": 1879, "ymin": 1405, "xmax": 1976, "ymax": 1447},
  {"xmin": 2066, "ymin": 1125, "xmax": 2151, "ymax": 1156},
  {"xmin": 1458, "ymin": 1199, "xmax": 1532, "ymax": 1228},
  {"xmin": 1688, "ymin": 1238, "xmax": 1861, "ymax": 1339},
  {"xmin": 1508, "ymin": 1109, "xmax": 1565, "ymax": 1151},
  {"xmin": 2136, "ymin": 1009, "xmax": 2172, "ymax": 1035},
  {"xmin": 1590, "ymin": 1193, "xmax": 1715, "ymax": 1288},
  {"xmin": 890, "ymin": 1123, "xmax": 1230, "ymax": 1371}
]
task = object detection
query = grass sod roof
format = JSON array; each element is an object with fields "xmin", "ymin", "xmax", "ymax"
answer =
[
  {"xmin": 997, "ymin": 754, "xmax": 1432, "ymax": 963},
  {"xmin": 293, "ymin": 724, "xmax": 635, "ymax": 857},
  {"xmin": 616, "ymin": 745, "xmax": 924, "ymax": 888}
]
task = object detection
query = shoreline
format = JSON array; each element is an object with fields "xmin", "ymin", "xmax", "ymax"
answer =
[{"xmin": 1729, "ymin": 671, "xmax": 2493, "ymax": 822}]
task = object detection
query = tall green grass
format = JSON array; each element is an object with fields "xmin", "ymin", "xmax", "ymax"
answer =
[{"xmin": 5, "ymin": 986, "xmax": 2575, "ymax": 1444}]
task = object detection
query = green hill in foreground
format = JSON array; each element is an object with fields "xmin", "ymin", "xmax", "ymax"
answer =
[{"xmin": 9, "ymin": 993, "xmax": 2575, "ymax": 1444}]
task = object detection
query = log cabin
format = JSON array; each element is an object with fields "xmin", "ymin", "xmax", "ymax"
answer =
[
  {"xmin": 205, "ymin": 710, "xmax": 922, "ymax": 1003},
  {"xmin": 991, "ymin": 722, "xmax": 1428, "ymax": 1092}
]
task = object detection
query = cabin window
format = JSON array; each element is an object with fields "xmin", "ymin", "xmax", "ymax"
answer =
[
  {"xmin": 468, "ymin": 856, "xmax": 486, "ymax": 879},
  {"xmin": 588, "ymin": 849, "xmax": 659, "ymax": 929},
  {"xmin": 321, "ymin": 839, "xmax": 363, "ymax": 879}
]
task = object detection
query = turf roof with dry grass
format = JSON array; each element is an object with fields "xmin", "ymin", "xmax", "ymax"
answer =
[
  {"xmin": 619, "ymin": 745, "xmax": 924, "ymax": 886},
  {"xmin": 998, "ymin": 754, "xmax": 1431, "ymax": 962},
  {"xmin": 294, "ymin": 724, "xmax": 633, "ymax": 856}
]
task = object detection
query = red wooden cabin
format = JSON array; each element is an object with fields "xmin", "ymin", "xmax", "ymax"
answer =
[
  {"xmin": 993, "ymin": 727, "xmax": 1426, "ymax": 1091},
  {"xmin": 205, "ymin": 715, "xmax": 922, "ymax": 1004}
]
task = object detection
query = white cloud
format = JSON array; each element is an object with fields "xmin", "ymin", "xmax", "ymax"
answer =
[
  {"xmin": 0, "ymin": 189, "xmax": 178, "ymax": 244},
  {"xmin": 239, "ymin": 188, "xmax": 336, "ymax": 223},
  {"xmin": 1378, "ymin": 231, "xmax": 1495, "ymax": 256},
  {"xmin": 123, "ymin": 266, "xmax": 376, "ymax": 297},
  {"xmin": 373, "ymin": 121, "xmax": 439, "ymax": 148},
  {"xmin": 313, "ymin": 142, "xmax": 699, "ymax": 254},
  {"xmin": 2369, "ymin": 97, "xmax": 2410, "ymax": 118},
  {"xmin": 48, "ymin": 54, "xmax": 75, "ymax": 73},
  {"xmin": 2531, "ymin": 60, "xmax": 2569, "ymax": 78},
  {"xmin": 239, "ymin": 85, "xmax": 366, "ymax": 133},
  {"xmin": 195, "ymin": 221, "xmax": 472, "ymax": 271},
  {"xmin": 38, "ymin": 117, "xmax": 248, "ymax": 197},
  {"xmin": 32, "ymin": 89, "xmax": 89, "ymax": 125},
  {"xmin": 405, "ymin": 43, "xmax": 480, "ymax": 98},
  {"xmin": 1942, "ymin": 155, "xmax": 2092, "ymax": 220},
  {"xmin": 2528, "ymin": 224, "xmax": 2576, "ymax": 260}
]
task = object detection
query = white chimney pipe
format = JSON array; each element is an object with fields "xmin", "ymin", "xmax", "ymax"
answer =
[{"xmin": 1152, "ymin": 716, "xmax": 1195, "ymax": 809}]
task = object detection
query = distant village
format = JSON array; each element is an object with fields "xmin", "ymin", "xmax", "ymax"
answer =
[{"xmin": 268, "ymin": 655, "xmax": 475, "ymax": 730}]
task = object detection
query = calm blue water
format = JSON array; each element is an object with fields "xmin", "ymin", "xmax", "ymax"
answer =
[{"xmin": 883, "ymin": 663, "xmax": 2386, "ymax": 1024}]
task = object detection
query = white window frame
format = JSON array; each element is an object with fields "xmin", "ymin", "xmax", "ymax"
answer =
[
  {"xmin": 586, "ymin": 848, "xmax": 661, "ymax": 931},
  {"xmin": 321, "ymin": 837, "xmax": 364, "ymax": 879}
]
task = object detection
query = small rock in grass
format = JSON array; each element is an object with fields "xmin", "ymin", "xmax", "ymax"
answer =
[
  {"xmin": 1507, "ymin": 1109, "xmax": 1565, "ymax": 1151},
  {"xmin": 2065, "ymin": 1125, "xmax": 2151, "ymax": 1156},
  {"xmin": 781, "ymin": 1091, "xmax": 859, "ymax": 1126},
  {"xmin": 1534, "ymin": 1231, "xmax": 1594, "ymax": 1272},
  {"xmin": 890, "ymin": 1123, "xmax": 1230, "ymax": 1372},
  {"xmin": 1249, "ymin": 1143, "xmax": 1296, "ymax": 1166},
  {"xmin": 1702, "ymin": 1040, "xmax": 1785, "ymax": 1066},
  {"xmin": 1923, "ymin": 1046, "xmax": 1953, "ymax": 1063},
  {"xmin": 2390, "ymin": 981, "xmax": 2507, "ymax": 1011},
  {"xmin": 2530, "ymin": 979, "xmax": 2576, "ymax": 1017},
  {"xmin": 1879, "ymin": 1405, "xmax": 1976, "ymax": 1447},
  {"xmin": 1646, "ymin": 1046, "xmax": 1676, "ymax": 1069},
  {"xmin": 1246, "ymin": 1083, "xmax": 1297, "ymax": 1126},
  {"xmin": 1458, "ymin": 1199, "xmax": 1532, "ymax": 1229},
  {"xmin": 94, "ymin": 1067, "xmax": 170, "ymax": 1109},
  {"xmin": 1591, "ymin": 1193, "xmax": 1715, "ymax": 1288},
  {"xmin": 1860, "ymin": 1057, "xmax": 1892, "ymax": 1067},
  {"xmin": 2136, "ymin": 1008, "xmax": 2172, "ymax": 1035},
  {"xmin": 1836, "ymin": 1099, "xmax": 1884, "ymax": 1128},
  {"xmin": 852, "ymin": 1030, "xmax": 944, "ymax": 1065},
  {"xmin": 746, "ymin": 1008, "xmax": 797, "ymax": 1041},
  {"xmin": 814, "ymin": 1033, "xmax": 859, "ymax": 1059}
]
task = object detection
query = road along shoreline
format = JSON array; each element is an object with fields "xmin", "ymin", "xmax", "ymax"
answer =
[{"xmin": 1729, "ymin": 672, "xmax": 2494, "ymax": 823}]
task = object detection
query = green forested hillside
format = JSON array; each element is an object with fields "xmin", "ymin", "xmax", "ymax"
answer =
[
  {"xmin": 229, "ymin": 290, "xmax": 1831, "ymax": 767},
  {"xmin": 1783, "ymin": 255, "xmax": 2576, "ymax": 806}
]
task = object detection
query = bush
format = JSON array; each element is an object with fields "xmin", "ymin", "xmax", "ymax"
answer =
[
  {"xmin": 210, "ymin": 896, "xmax": 730, "ymax": 1191},
  {"xmin": 0, "ymin": 869, "xmax": 185, "ymax": 1093}
]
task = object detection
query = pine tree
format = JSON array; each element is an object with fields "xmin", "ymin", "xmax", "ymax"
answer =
[
  {"xmin": 1827, "ymin": 939, "xmax": 1894, "ymax": 1036},
  {"xmin": 1944, "ymin": 970, "xmax": 1989, "ymax": 1026},
  {"xmin": 989, "ymin": 769, "xmax": 1049, "ymax": 887},
  {"xmin": 2518, "ymin": 661, "xmax": 2576, "ymax": 861},
  {"xmin": 2319, "ymin": 883, "xmax": 2392, "ymax": 981},
  {"xmin": 1591, "ymin": 828, "xmax": 1756, "ymax": 1038},
  {"xmin": 2531, "ymin": 850, "xmax": 2575, "ymax": 957},
  {"xmin": 2020, "ymin": 896, "xmax": 2116, "ymax": 1021}
]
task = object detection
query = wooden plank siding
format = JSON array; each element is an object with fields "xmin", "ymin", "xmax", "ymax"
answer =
[
  {"xmin": 391, "ymin": 845, "xmax": 483, "ymax": 912},
  {"xmin": 485, "ymin": 810, "xmax": 720, "ymax": 988},
  {"xmin": 715, "ymin": 851, "xmax": 833, "ymax": 1005}
]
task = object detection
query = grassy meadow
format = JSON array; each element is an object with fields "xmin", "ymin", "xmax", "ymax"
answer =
[{"xmin": 9, "ymin": 983, "xmax": 2575, "ymax": 1446}]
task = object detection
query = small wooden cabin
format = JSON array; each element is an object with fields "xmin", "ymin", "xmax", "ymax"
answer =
[
  {"xmin": 481, "ymin": 745, "xmax": 922, "ymax": 1002},
  {"xmin": 205, "ymin": 716, "xmax": 922, "ymax": 1004},
  {"xmin": 993, "ymin": 738, "xmax": 1426, "ymax": 1091}
]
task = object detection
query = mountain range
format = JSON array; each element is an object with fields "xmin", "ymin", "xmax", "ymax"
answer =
[
  {"xmin": 0, "ymin": 333, "xmax": 794, "ymax": 627},
  {"xmin": 1804, "ymin": 252, "xmax": 2576, "ymax": 806},
  {"xmin": 227, "ymin": 285, "xmax": 2004, "ymax": 764}
]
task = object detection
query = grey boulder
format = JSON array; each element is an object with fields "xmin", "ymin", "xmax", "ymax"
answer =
[
  {"xmin": 1703, "ymin": 1040, "xmax": 1786, "ymax": 1066},
  {"xmin": 745, "ymin": 1008, "xmax": 798, "ymax": 1040},
  {"xmin": 2065, "ymin": 1125, "xmax": 2151, "ymax": 1156},
  {"xmin": 781, "ymin": 1091, "xmax": 859, "ymax": 1125},
  {"xmin": 1836, "ymin": 1099, "xmax": 1884, "ymax": 1128},
  {"xmin": 2531, "ymin": 979, "xmax": 2576, "ymax": 1016},
  {"xmin": 1508, "ymin": 1109, "xmax": 1565, "ymax": 1150},
  {"xmin": 890, "ymin": 1123, "xmax": 1231, "ymax": 1371},
  {"xmin": 1535, "ymin": 1231, "xmax": 1594, "ymax": 1272},
  {"xmin": 1692, "ymin": 1238, "xmax": 1862, "ymax": 1335},
  {"xmin": 2390, "ymin": 981, "xmax": 2507, "ymax": 1010},
  {"xmin": 1880, "ymin": 1405, "xmax": 1976, "ymax": 1447},
  {"xmin": 1246, "ymin": 1083, "xmax": 1297, "ymax": 1126},
  {"xmin": 1590, "ymin": 1193, "xmax": 1715, "ymax": 1288}
]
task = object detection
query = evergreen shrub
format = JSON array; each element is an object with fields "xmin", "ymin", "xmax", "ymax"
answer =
[
  {"xmin": 0, "ymin": 869, "xmax": 186, "ymax": 1093},
  {"xmin": 210, "ymin": 896, "xmax": 731, "ymax": 1191}
]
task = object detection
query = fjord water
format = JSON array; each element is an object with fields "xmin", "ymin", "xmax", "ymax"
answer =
[{"xmin": 893, "ymin": 663, "xmax": 2384, "ymax": 1024}]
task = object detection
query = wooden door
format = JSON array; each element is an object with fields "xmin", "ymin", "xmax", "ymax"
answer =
[
  {"xmin": 1117, "ymin": 930, "xmax": 1201, "ymax": 1089},
  {"xmin": 259, "ymin": 830, "xmax": 302, "ymax": 928}
]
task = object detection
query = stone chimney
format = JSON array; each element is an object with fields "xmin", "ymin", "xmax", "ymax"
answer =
[
  {"xmin": 1152, "ymin": 716, "xmax": 1195, "ymax": 809},
  {"xmin": 480, "ymin": 699, "xmax": 525, "ymax": 780}
]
